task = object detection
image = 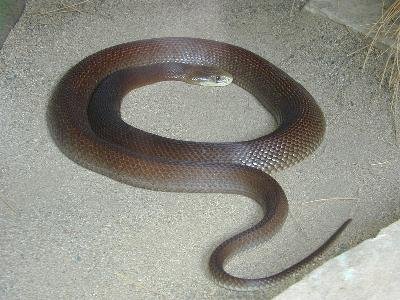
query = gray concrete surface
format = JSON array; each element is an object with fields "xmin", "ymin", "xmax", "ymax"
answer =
[
  {"xmin": 0, "ymin": 0, "xmax": 26, "ymax": 49},
  {"xmin": 0, "ymin": 0, "xmax": 399, "ymax": 299},
  {"xmin": 276, "ymin": 219, "xmax": 400, "ymax": 299},
  {"xmin": 305, "ymin": 0, "xmax": 396, "ymax": 49}
]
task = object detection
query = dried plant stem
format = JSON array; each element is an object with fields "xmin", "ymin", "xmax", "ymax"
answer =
[
  {"xmin": 365, "ymin": 0, "xmax": 400, "ymax": 143},
  {"xmin": 1, "ymin": 198, "xmax": 17, "ymax": 214},
  {"xmin": 301, "ymin": 197, "xmax": 359, "ymax": 205},
  {"xmin": 33, "ymin": 0, "xmax": 93, "ymax": 16}
]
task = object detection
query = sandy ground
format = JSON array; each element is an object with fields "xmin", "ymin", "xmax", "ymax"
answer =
[{"xmin": 0, "ymin": 0, "xmax": 399, "ymax": 299}]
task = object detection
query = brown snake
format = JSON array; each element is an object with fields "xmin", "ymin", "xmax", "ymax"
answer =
[{"xmin": 47, "ymin": 37, "xmax": 350, "ymax": 291}]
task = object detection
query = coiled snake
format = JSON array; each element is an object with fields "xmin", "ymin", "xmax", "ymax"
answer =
[{"xmin": 47, "ymin": 37, "xmax": 350, "ymax": 291}]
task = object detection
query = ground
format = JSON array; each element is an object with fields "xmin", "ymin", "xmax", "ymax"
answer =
[{"xmin": 0, "ymin": 0, "xmax": 399, "ymax": 299}]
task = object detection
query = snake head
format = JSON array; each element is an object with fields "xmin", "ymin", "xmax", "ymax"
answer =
[{"xmin": 185, "ymin": 67, "xmax": 233, "ymax": 87}]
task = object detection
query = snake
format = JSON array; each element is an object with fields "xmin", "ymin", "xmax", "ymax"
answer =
[{"xmin": 47, "ymin": 37, "xmax": 350, "ymax": 291}]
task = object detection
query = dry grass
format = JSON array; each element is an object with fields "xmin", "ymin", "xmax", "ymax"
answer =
[
  {"xmin": 1, "ymin": 198, "xmax": 17, "ymax": 215},
  {"xmin": 33, "ymin": 0, "xmax": 93, "ymax": 16},
  {"xmin": 366, "ymin": 1, "xmax": 400, "ymax": 101},
  {"xmin": 364, "ymin": 0, "xmax": 400, "ymax": 143},
  {"xmin": 300, "ymin": 197, "xmax": 359, "ymax": 205}
]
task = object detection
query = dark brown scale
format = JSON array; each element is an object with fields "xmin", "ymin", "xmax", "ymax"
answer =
[{"xmin": 47, "ymin": 37, "xmax": 350, "ymax": 291}]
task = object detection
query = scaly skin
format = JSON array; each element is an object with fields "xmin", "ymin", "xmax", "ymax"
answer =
[{"xmin": 47, "ymin": 37, "xmax": 349, "ymax": 291}]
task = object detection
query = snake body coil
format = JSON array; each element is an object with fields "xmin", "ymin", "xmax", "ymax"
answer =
[{"xmin": 47, "ymin": 37, "xmax": 348, "ymax": 291}]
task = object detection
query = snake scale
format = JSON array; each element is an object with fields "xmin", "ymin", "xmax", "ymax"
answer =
[{"xmin": 47, "ymin": 37, "xmax": 350, "ymax": 291}]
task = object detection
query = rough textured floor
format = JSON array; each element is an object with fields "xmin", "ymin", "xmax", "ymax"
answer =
[
  {"xmin": 0, "ymin": 0, "xmax": 399, "ymax": 299},
  {"xmin": 305, "ymin": 0, "xmax": 396, "ymax": 48},
  {"xmin": 276, "ymin": 220, "xmax": 400, "ymax": 299},
  {"xmin": 0, "ymin": 0, "xmax": 26, "ymax": 48}
]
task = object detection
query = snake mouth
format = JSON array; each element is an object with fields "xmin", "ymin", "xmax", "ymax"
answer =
[{"xmin": 190, "ymin": 74, "xmax": 233, "ymax": 86}]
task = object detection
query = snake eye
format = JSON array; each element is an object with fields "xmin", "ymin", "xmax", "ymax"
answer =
[{"xmin": 187, "ymin": 70, "xmax": 232, "ymax": 86}]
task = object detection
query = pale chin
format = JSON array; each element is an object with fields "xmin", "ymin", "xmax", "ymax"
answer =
[{"xmin": 198, "ymin": 77, "xmax": 233, "ymax": 87}]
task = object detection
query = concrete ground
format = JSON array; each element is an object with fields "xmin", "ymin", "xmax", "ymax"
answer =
[
  {"xmin": 276, "ymin": 220, "xmax": 400, "ymax": 299},
  {"xmin": 0, "ymin": 0, "xmax": 26, "ymax": 49},
  {"xmin": 305, "ymin": 0, "xmax": 396, "ymax": 49},
  {"xmin": 0, "ymin": 0, "xmax": 399, "ymax": 299}
]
